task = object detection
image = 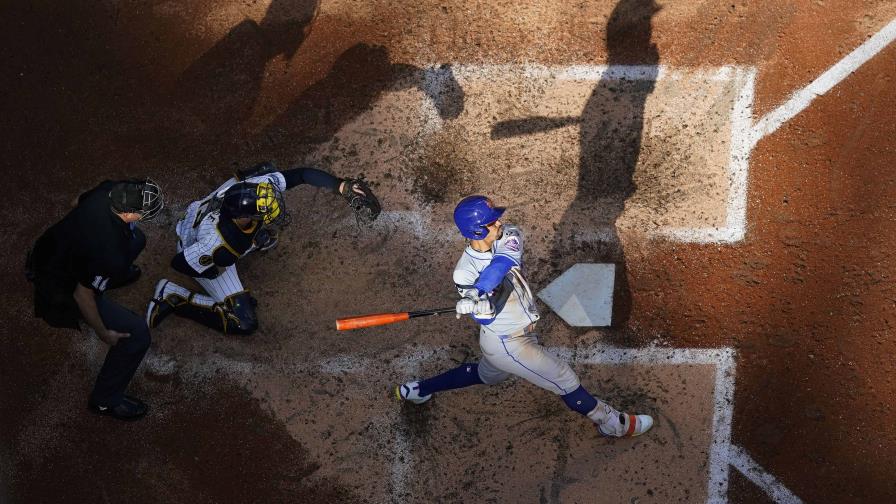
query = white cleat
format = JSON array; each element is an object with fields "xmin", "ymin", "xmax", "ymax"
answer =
[
  {"xmin": 395, "ymin": 381, "xmax": 432, "ymax": 404},
  {"xmin": 598, "ymin": 412, "xmax": 654, "ymax": 438}
]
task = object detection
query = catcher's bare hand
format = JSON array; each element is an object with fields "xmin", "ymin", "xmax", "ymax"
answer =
[{"xmin": 339, "ymin": 177, "xmax": 381, "ymax": 224}]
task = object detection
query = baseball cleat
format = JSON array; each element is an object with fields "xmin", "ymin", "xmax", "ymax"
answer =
[
  {"xmin": 598, "ymin": 412, "xmax": 654, "ymax": 438},
  {"xmin": 88, "ymin": 395, "xmax": 149, "ymax": 421},
  {"xmin": 395, "ymin": 381, "xmax": 431, "ymax": 404},
  {"xmin": 146, "ymin": 279, "xmax": 176, "ymax": 329}
]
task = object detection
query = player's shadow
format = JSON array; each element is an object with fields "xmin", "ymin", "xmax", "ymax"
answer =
[
  {"xmin": 491, "ymin": 0, "xmax": 660, "ymax": 329},
  {"xmin": 171, "ymin": 0, "xmax": 320, "ymax": 157},
  {"xmin": 250, "ymin": 43, "xmax": 464, "ymax": 162},
  {"xmin": 170, "ymin": 0, "xmax": 464, "ymax": 177}
]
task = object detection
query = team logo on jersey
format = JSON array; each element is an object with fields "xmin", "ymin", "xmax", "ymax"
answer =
[
  {"xmin": 199, "ymin": 254, "xmax": 213, "ymax": 267},
  {"xmin": 504, "ymin": 237, "xmax": 520, "ymax": 252}
]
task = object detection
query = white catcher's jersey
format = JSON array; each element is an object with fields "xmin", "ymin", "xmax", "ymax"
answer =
[
  {"xmin": 452, "ymin": 224, "xmax": 540, "ymax": 337},
  {"xmin": 175, "ymin": 172, "xmax": 286, "ymax": 276}
]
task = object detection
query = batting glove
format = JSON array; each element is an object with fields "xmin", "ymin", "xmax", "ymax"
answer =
[
  {"xmin": 456, "ymin": 298, "xmax": 476, "ymax": 316},
  {"xmin": 473, "ymin": 299, "xmax": 494, "ymax": 317},
  {"xmin": 456, "ymin": 298, "xmax": 494, "ymax": 318}
]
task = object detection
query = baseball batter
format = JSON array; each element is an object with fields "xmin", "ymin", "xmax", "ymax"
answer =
[
  {"xmin": 396, "ymin": 195, "xmax": 653, "ymax": 438},
  {"xmin": 146, "ymin": 162, "xmax": 380, "ymax": 335}
]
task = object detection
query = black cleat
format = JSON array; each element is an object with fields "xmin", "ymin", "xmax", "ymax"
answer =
[{"xmin": 88, "ymin": 395, "xmax": 149, "ymax": 421}]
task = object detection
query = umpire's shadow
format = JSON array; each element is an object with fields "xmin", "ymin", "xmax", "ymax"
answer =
[
  {"xmin": 249, "ymin": 43, "xmax": 464, "ymax": 163},
  {"xmin": 171, "ymin": 0, "xmax": 320, "ymax": 162}
]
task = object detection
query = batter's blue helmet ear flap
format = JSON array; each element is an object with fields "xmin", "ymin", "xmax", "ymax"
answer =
[{"xmin": 453, "ymin": 195, "xmax": 505, "ymax": 240}]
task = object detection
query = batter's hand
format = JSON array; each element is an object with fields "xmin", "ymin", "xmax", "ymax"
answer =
[
  {"xmin": 340, "ymin": 177, "xmax": 381, "ymax": 224},
  {"xmin": 455, "ymin": 298, "xmax": 493, "ymax": 318}
]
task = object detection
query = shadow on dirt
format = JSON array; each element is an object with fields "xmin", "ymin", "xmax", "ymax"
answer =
[
  {"xmin": 171, "ymin": 0, "xmax": 320, "ymax": 150},
  {"xmin": 251, "ymin": 47, "xmax": 464, "ymax": 164},
  {"xmin": 10, "ymin": 383, "xmax": 355, "ymax": 503},
  {"xmin": 490, "ymin": 0, "xmax": 661, "ymax": 332}
]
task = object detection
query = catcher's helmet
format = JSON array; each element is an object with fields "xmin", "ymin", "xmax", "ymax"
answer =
[
  {"xmin": 221, "ymin": 181, "xmax": 288, "ymax": 226},
  {"xmin": 453, "ymin": 195, "xmax": 505, "ymax": 239},
  {"xmin": 109, "ymin": 178, "xmax": 164, "ymax": 221}
]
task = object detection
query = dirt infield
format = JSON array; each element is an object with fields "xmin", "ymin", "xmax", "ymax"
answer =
[{"xmin": 2, "ymin": 0, "xmax": 896, "ymax": 503}]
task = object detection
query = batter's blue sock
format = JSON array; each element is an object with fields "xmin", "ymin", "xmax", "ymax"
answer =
[
  {"xmin": 561, "ymin": 386, "xmax": 598, "ymax": 416},
  {"xmin": 418, "ymin": 363, "xmax": 484, "ymax": 397}
]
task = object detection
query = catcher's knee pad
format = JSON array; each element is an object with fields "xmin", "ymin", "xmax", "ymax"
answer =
[{"xmin": 224, "ymin": 292, "xmax": 258, "ymax": 335}]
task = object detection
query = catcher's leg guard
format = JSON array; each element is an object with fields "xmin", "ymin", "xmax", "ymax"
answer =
[
  {"xmin": 173, "ymin": 295, "xmax": 257, "ymax": 335},
  {"xmin": 158, "ymin": 282, "xmax": 257, "ymax": 336},
  {"xmin": 222, "ymin": 291, "xmax": 258, "ymax": 335}
]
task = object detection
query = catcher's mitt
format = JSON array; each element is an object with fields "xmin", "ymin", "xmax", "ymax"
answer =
[{"xmin": 339, "ymin": 178, "xmax": 381, "ymax": 224}]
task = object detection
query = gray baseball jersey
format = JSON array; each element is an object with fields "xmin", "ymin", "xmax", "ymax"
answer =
[
  {"xmin": 452, "ymin": 224, "xmax": 540, "ymax": 337},
  {"xmin": 453, "ymin": 224, "xmax": 579, "ymax": 395}
]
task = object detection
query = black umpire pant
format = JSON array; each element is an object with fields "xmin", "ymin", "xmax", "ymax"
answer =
[
  {"xmin": 89, "ymin": 297, "xmax": 151, "ymax": 406},
  {"xmin": 89, "ymin": 225, "xmax": 151, "ymax": 407}
]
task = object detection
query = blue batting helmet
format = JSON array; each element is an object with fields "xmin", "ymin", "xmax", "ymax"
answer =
[{"xmin": 453, "ymin": 195, "xmax": 505, "ymax": 239}]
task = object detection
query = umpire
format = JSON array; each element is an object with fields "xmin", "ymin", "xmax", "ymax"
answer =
[{"xmin": 27, "ymin": 179, "xmax": 163, "ymax": 420}]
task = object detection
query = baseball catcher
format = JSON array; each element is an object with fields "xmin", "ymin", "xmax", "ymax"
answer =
[{"xmin": 145, "ymin": 162, "xmax": 379, "ymax": 335}]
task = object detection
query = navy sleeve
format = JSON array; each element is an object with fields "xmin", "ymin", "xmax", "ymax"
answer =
[
  {"xmin": 473, "ymin": 256, "xmax": 516, "ymax": 295},
  {"xmin": 80, "ymin": 255, "xmax": 127, "ymax": 293},
  {"xmin": 281, "ymin": 168, "xmax": 340, "ymax": 191},
  {"xmin": 79, "ymin": 260, "xmax": 112, "ymax": 293}
]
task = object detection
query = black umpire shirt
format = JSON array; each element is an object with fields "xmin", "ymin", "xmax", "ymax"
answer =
[{"xmin": 30, "ymin": 181, "xmax": 139, "ymax": 329}]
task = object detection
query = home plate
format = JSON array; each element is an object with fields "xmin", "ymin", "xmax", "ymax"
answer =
[{"xmin": 538, "ymin": 263, "xmax": 615, "ymax": 327}]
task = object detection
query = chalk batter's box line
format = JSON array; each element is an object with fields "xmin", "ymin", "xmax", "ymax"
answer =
[
  {"xmin": 552, "ymin": 345, "xmax": 737, "ymax": 503},
  {"xmin": 417, "ymin": 64, "xmax": 758, "ymax": 245},
  {"xmin": 137, "ymin": 343, "xmax": 797, "ymax": 503},
  {"xmin": 385, "ymin": 344, "xmax": 738, "ymax": 503}
]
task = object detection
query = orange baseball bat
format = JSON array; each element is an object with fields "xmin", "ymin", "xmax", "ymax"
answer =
[{"xmin": 336, "ymin": 307, "xmax": 456, "ymax": 331}]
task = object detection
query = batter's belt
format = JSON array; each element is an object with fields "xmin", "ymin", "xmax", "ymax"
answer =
[{"xmin": 504, "ymin": 323, "xmax": 537, "ymax": 338}]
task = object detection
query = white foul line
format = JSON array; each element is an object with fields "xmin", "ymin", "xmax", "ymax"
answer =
[
  {"xmin": 729, "ymin": 445, "xmax": 804, "ymax": 504},
  {"xmin": 707, "ymin": 348, "xmax": 737, "ymax": 503},
  {"xmin": 750, "ymin": 18, "xmax": 896, "ymax": 149}
]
